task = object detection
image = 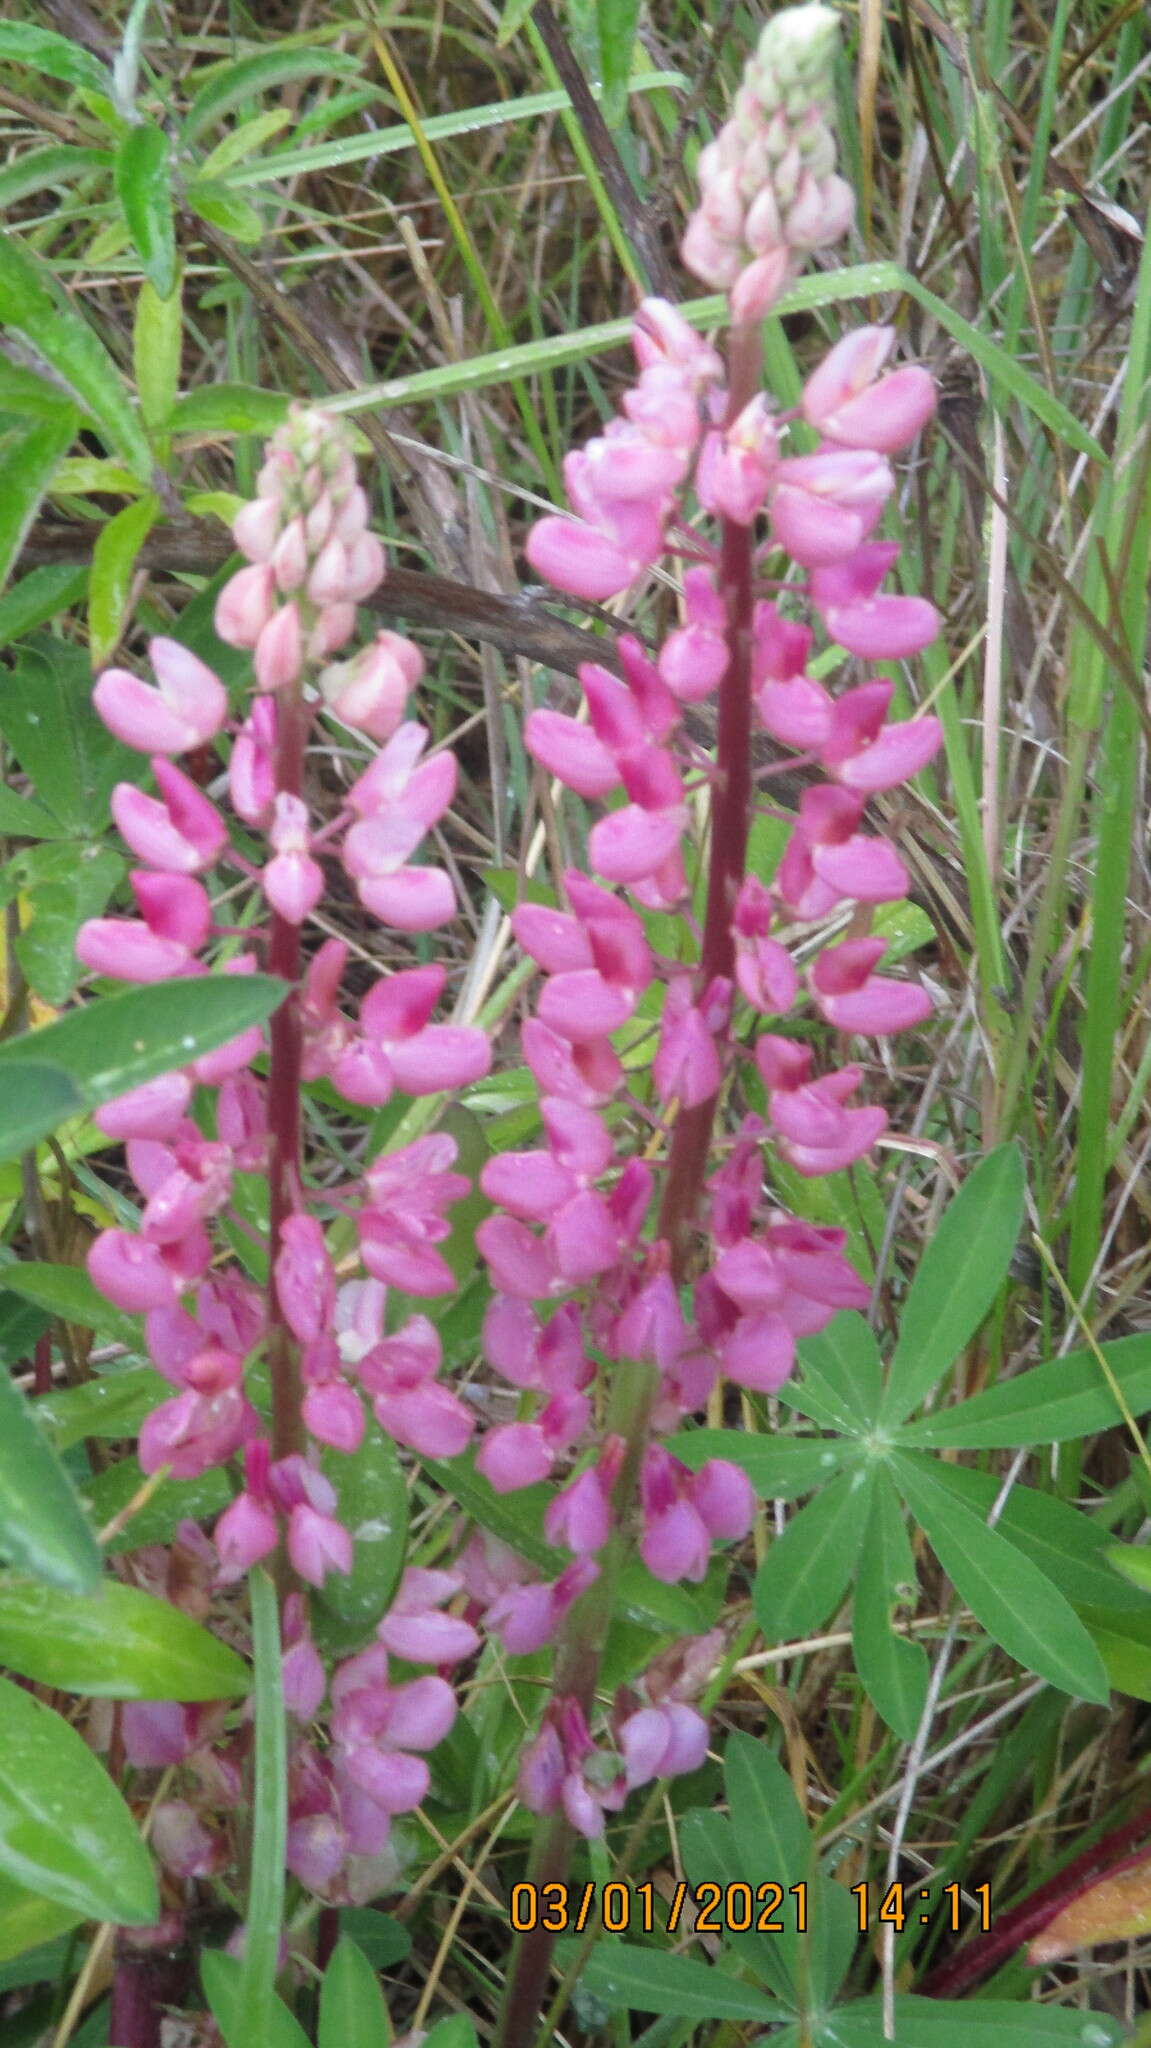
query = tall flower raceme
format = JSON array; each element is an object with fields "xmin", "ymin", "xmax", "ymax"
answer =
[
  {"xmin": 76, "ymin": 403, "xmax": 496, "ymax": 1906},
  {"xmin": 491, "ymin": 9, "xmax": 943, "ymax": 2034}
]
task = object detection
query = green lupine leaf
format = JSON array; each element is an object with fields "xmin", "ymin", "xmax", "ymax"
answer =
[
  {"xmin": 575, "ymin": 1942, "xmax": 786, "ymax": 2022},
  {"xmin": 0, "ymin": 1874, "xmax": 83, "ymax": 1967},
  {"xmin": 180, "ymin": 46, "xmax": 361, "ymax": 144},
  {"xmin": 88, "ymin": 493, "xmax": 160, "ymax": 665},
  {"xmin": 0, "ymin": 1063, "xmax": 83, "ymax": 1161},
  {"xmin": 799, "ymin": 1311, "xmax": 884, "ymax": 1428},
  {"xmin": 669, "ymin": 1428, "xmax": 846, "ymax": 1500},
  {"xmin": 880, "ymin": 1144, "xmax": 1026, "ymax": 1425},
  {"xmin": 753, "ymin": 1468, "xmax": 874, "ymax": 1640},
  {"xmin": 0, "ymin": 410, "xmax": 79, "ymax": 589},
  {"xmin": 312, "ymin": 1423, "xmax": 408, "ymax": 1656},
  {"xmin": 892, "ymin": 1452, "xmax": 1109, "ymax": 1701},
  {"xmin": 318, "ymin": 1938, "xmax": 390, "ymax": 2048},
  {"xmin": 115, "ymin": 124, "xmax": 176, "ymax": 298},
  {"xmin": 852, "ymin": 1472, "xmax": 929, "ymax": 1740},
  {"xmin": 0, "ymin": 24, "xmax": 111, "ymax": 94},
  {"xmin": 0, "ymin": 974, "xmax": 287, "ymax": 1106},
  {"xmin": 0, "ymin": 1361, "xmax": 101, "ymax": 1592},
  {"xmin": 821, "ymin": 1996, "xmax": 1125, "ymax": 2045},
  {"xmin": 596, "ymin": 0, "xmax": 641, "ymax": 127},
  {"xmin": 0, "ymin": 1576, "xmax": 250, "ymax": 1698},
  {"xmin": 0, "ymin": 233, "xmax": 152, "ymax": 477},
  {"xmin": 0, "ymin": 635, "xmax": 141, "ymax": 834},
  {"xmin": 895, "ymin": 1333, "xmax": 1151, "ymax": 1449},
  {"xmin": 0, "ymin": 1676, "xmax": 157, "ymax": 1924}
]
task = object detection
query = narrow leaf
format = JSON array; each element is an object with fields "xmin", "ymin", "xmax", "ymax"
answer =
[
  {"xmin": 0, "ymin": 566, "xmax": 89, "ymax": 656},
  {"xmin": 180, "ymin": 46, "xmax": 360, "ymax": 144},
  {"xmin": 0, "ymin": 1873, "xmax": 83, "ymax": 1967},
  {"xmin": 669, "ymin": 1428, "xmax": 846, "ymax": 1501},
  {"xmin": 88, "ymin": 494, "xmax": 160, "ymax": 665},
  {"xmin": 0, "ymin": 411, "xmax": 79, "ymax": 588},
  {"xmin": 892, "ymin": 1453, "xmax": 1109, "ymax": 1702},
  {"xmin": 852, "ymin": 1473, "xmax": 929, "ymax": 1740},
  {"xmin": 880, "ymin": 1144, "xmax": 1026, "ymax": 1424},
  {"xmin": 235, "ymin": 1571, "xmax": 288, "ymax": 2047},
  {"xmin": 0, "ymin": 1576, "xmax": 250, "ymax": 1699},
  {"xmin": 597, "ymin": 0, "xmax": 641, "ymax": 127},
  {"xmin": 577, "ymin": 1943, "xmax": 785, "ymax": 2022},
  {"xmin": 0, "ymin": 146, "xmax": 111, "ymax": 211},
  {"xmin": 133, "ymin": 277, "xmax": 183, "ymax": 432},
  {"xmin": 0, "ymin": 1062, "xmax": 82, "ymax": 1160},
  {"xmin": 1, "ymin": 1262, "xmax": 141, "ymax": 1347},
  {"xmin": 0, "ymin": 233, "xmax": 153, "ymax": 477},
  {"xmin": 0, "ymin": 1368, "xmax": 101, "ymax": 1593},
  {"xmin": 798, "ymin": 1310, "xmax": 884, "ymax": 1428},
  {"xmin": 753, "ymin": 1468, "xmax": 873, "ymax": 1641},
  {"xmin": 0, "ymin": 24, "xmax": 111, "ymax": 94},
  {"xmin": 0, "ymin": 1676, "xmax": 157, "ymax": 1924},
  {"xmin": 895, "ymin": 1333, "xmax": 1151, "ymax": 1449},
  {"xmin": 919, "ymin": 1459, "xmax": 1148, "ymax": 1613},
  {"xmin": 115, "ymin": 125, "xmax": 176, "ymax": 300},
  {"xmin": 202, "ymin": 1951, "xmax": 311, "ymax": 2048},
  {"xmin": 312, "ymin": 1423, "xmax": 408, "ymax": 1655}
]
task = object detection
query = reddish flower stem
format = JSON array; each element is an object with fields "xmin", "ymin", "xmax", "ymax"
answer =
[
  {"xmin": 658, "ymin": 321, "xmax": 761, "ymax": 1279},
  {"xmin": 266, "ymin": 680, "xmax": 309, "ymax": 1471}
]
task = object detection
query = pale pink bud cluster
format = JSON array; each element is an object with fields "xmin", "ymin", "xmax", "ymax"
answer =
[
  {"xmin": 681, "ymin": 2, "xmax": 854, "ymax": 320},
  {"xmin": 216, "ymin": 402, "xmax": 387, "ymax": 691}
]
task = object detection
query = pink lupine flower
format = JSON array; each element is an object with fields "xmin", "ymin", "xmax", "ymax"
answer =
[
  {"xmin": 94, "ymin": 639, "xmax": 228, "ymax": 755},
  {"xmin": 639, "ymin": 1447, "xmax": 712, "ymax": 1583},
  {"xmin": 152, "ymin": 1802, "xmax": 227, "ymax": 1881},
  {"xmin": 76, "ymin": 870, "xmax": 211, "ymax": 982},
  {"xmin": 121, "ymin": 1700, "xmax": 198, "ymax": 1769},
  {"xmin": 214, "ymin": 1486, "xmax": 278, "ymax": 1583},
  {"xmin": 544, "ymin": 1439, "xmax": 624, "ymax": 1554},
  {"xmin": 658, "ymin": 567, "xmax": 729, "ymax": 703},
  {"xmin": 768, "ymin": 447, "xmax": 893, "ymax": 567},
  {"xmin": 332, "ymin": 963, "xmax": 490, "ymax": 1106},
  {"xmin": 342, "ymin": 722, "xmax": 457, "ymax": 931},
  {"xmin": 801, "ymin": 326, "xmax": 936, "ymax": 452},
  {"xmin": 654, "ymin": 976, "xmax": 730, "ymax": 1109},
  {"xmin": 302, "ymin": 1369, "xmax": 366, "ymax": 1455},
  {"xmin": 692, "ymin": 1457, "xmax": 755, "ymax": 1539},
  {"xmin": 88, "ymin": 1228, "xmax": 186, "ymax": 1313},
  {"xmin": 375, "ymin": 1567, "xmax": 481, "ymax": 1664},
  {"xmin": 358, "ymin": 1134, "xmax": 470, "ymax": 1296},
  {"xmin": 94, "ymin": 1071, "xmax": 192, "ymax": 1142},
  {"xmin": 229, "ymin": 696, "xmax": 277, "ymax": 825},
  {"xmin": 732, "ymin": 877, "xmax": 799, "ymax": 1015},
  {"xmin": 487, "ymin": 1559, "xmax": 599, "ymax": 1656},
  {"xmin": 262, "ymin": 793, "xmax": 324, "ymax": 923},
  {"xmin": 319, "ymin": 630, "xmax": 423, "ymax": 741},
  {"xmin": 139, "ymin": 1384, "xmax": 258, "ymax": 1479},
  {"xmin": 288, "ymin": 1505, "xmax": 353, "ymax": 1588},
  {"xmin": 524, "ymin": 709, "xmax": 620, "ymax": 799},
  {"xmin": 274, "ymin": 1214, "xmax": 335, "ymax": 1344},
  {"xmin": 809, "ymin": 544, "xmax": 941, "ymax": 658},
  {"xmin": 521, "ymin": 1017, "xmax": 623, "ymax": 1106},
  {"xmin": 111, "ymin": 760, "xmax": 228, "ymax": 874},
  {"xmin": 214, "ymin": 561, "xmax": 279, "ymax": 648},
  {"xmin": 809, "ymin": 938, "xmax": 933, "ymax": 1033},
  {"xmin": 813, "ymin": 679, "xmax": 943, "ymax": 792},
  {"xmin": 216, "ymin": 1072, "xmax": 268, "ymax": 1169},
  {"xmin": 617, "ymin": 1702, "xmax": 710, "ymax": 1788},
  {"xmin": 696, "ymin": 394, "xmax": 779, "ymax": 525},
  {"xmin": 357, "ymin": 1313, "xmax": 474, "ymax": 1457},
  {"xmin": 776, "ymin": 785, "xmax": 910, "ymax": 919},
  {"xmin": 516, "ymin": 1695, "xmax": 624, "ymax": 1836},
  {"xmin": 755, "ymin": 1034, "xmax": 887, "ymax": 1175}
]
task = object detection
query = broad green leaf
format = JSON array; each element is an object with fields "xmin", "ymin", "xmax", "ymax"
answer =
[
  {"xmin": 798, "ymin": 1310, "xmax": 883, "ymax": 1428},
  {"xmin": 679, "ymin": 1806, "xmax": 796, "ymax": 2002},
  {"xmin": 576, "ymin": 1941, "xmax": 786, "ymax": 2022},
  {"xmin": 0, "ymin": 23, "xmax": 111, "ymax": 93},
  {"xmin": 852, "ymin": 1472, "xmax": 928, "ymax": 1740},
  {"xmin": 181, "ymin": 46, "xmax": 361, "ymax": 144},
  {"xmin": 0, "ymin": 411, "xmax": 79, "ymax": 589},
  {"xmin": 870, "ymin": 899, "xmax": 936, "ymax": 962},
  {"xmin": 318, "ymin": 1937, "xmax": 390, "ymax": 2048},
  {"xmin": 0, "ymin": 1367, "xmax": 100, "ymax": 1592},
  {"xmin": 0, "ymin": 636, "xmax": 141, "ymax": 835},
  {"xmin": 184, "ymin": 181, "xmax": 264, "ymax": 243},
  {"xmin": 892, "ymin": 1452, "xmax": 1109, "ymax": 1701},
  {"xmin": 0, "ymin": 1676, "xmax": 157, "ymax": 1923},
  {"xmin": 753, "ymin": 1469, "xmax": 873, "ymax": 1641},
  {"xmin": 0, "ymin": 1062, "xmax": 83, "ymax": 1160},
  {"xmin": 114, "ymin": 125, "xmax": 176, "ymax": 299},
  {"xmin": 0, "ymin": 1873, "xmax": 82, "ymax": 1967},
  {"xmin": 336, "ymin": 1907, "xmax": 410, "ymax": 1971},
  {"xmin": 0, "ymin": 146, "xmax": 111, "ymax": 211},
  {"xmin": 880, "ymin": 1144, "xmax": 1026, "ymax": 1424},
  {"xmin": 81, "ymin": 1458, "xmax": 231, "ymax": 1554},
  {"xmin": 669, "ymin": 1428, "xmax": 846, "ymax": 1500},
  {"xmin": 919, "ymin": 1460, "xmax": 1148, "ymax": 1613},
  {"xmin": 0, "ymin": 1576, "xmax": 250, "ymax": 1698},
  {"xmin": 35, "ymin": 1366, "xmax": 168, "ymax": 1452},
  {"xmin": 312, "ymin": 1423, "xmax": 408, "ymax": 1655},
  {"xmin": 88, "ymin": 494, "xmax": 160, "ymax": 666},
  {"xmin": 821, "ymin": 1996, "xmax": 1125, "ymax": 2045},
  {"xmin": 10, "ymin": 842, "xmax": 125, "ymax": 1005},
  {"xmin": 725, "ymin": 1734, "xmax": 812, "ymax": 2001},
  {"xmin": 201, "ymin": 1951, "xmax": 311, "ymax": 2048},
  {"xmin": 0, "ymin": 788, "xmax": 62, "ymax": 840},
  {"xmin": 597, "ymin": 0, "xmax": 641, "ymax": 127},
  {"xmin": 0, "ymin": 359, "xmax": 84, "ymax": 424},
  {"xmin": 133, "ymin": 277, "xmax": 183, "ymax": 433},
  {"xmin": 0, "ymin": 233, "xmax": 152, "ymax": 478},
  {"xmin": 171, "ymin": 383, "xmax": 290, "ymax": 437},
  {"xmin": 0, "ymin": 974, "xmax": 287, "ymax": 1106},
  {"xmin": 895, "ymin": 1333, "xmax": 1151, "ymax": 1450},
  {"xmin": 0, "ymin": 566, "xmax": 88, "ymax": 657},
  {"xmin": 1, "ymin": 1262, "xmax": 140, "ymax": 1348}
]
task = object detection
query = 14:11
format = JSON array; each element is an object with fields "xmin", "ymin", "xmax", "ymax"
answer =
[{"xmin": 850, "ymin": 1883, "xmax": 992, "ymax": 1933}]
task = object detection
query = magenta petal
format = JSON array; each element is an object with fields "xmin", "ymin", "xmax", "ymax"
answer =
[
  {"xmin": 525, "ymin": 710, "xmax": 620, "ymax": 798},
  {"xmin": 721, "ymin": 1312, "xmax": 796, "ymax": 1391},
  {"xmin": 537, "ymin": 970, "xmax": 634, "ymax": 1044},
  {"xmin": 387, "ymin": 1026, "xmax": 491, "ymax": 1095},
  {"xmin": 525, "ymin": 516, "xmax": 638, "ymax": 601},
  {"xmin": 373, "ymin": 1382, "xmax": 475, "ymax": 1458},
  {"xmin": 589, "ymin": 805, "xmax": 685, "ymax": 884},
  {"xmin": 358, "ymin": 868, "xmax": 456, "ymax": 931}
]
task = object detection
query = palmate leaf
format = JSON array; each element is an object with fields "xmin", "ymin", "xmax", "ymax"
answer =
[
  {"xmin": 852, "ymin": 1471, "xmax": 929, "ymax": 1740},
  {"xmin": 574, "ymin": 1941, "xmax": 786, "ymax": 2023},
  {"xmin": 892, "ymin": 1452, "xmax": 1109, "ymax": 1702},
  {"xmin": 753, "ymin": 1466, "xmax": 874, "ymax": 1641}
]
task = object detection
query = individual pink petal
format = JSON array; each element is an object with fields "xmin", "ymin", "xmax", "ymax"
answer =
[
  {"xmin": 525, "ymin": 516, "xmax": 641, "ymax": 602},
  {"xmin": 94, "ymin": 1072, "xmax": 191, "ymax": 1141},
  {"xmin": 476, "ymin": 1421, "xmax": 553, "ymax": 1492},
  {"xmin": 524, "ymin": 710, "xmax": 620, "ymax": 798},
  {"xmin": 357, "ymin": 868, "xmax": 456, "ymax": 931},
  {"xmin": 88, "ymin": 1228, "xmax": 177, "ymax": 1311},
  {"xmin": 589, "ymin": 805, "xmax": 686, "ymax": 885}
]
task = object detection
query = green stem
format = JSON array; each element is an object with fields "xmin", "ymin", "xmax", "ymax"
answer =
[{"xmin": 236, "ymin": 1568, "xmax": 287, "ymax": 2044}]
